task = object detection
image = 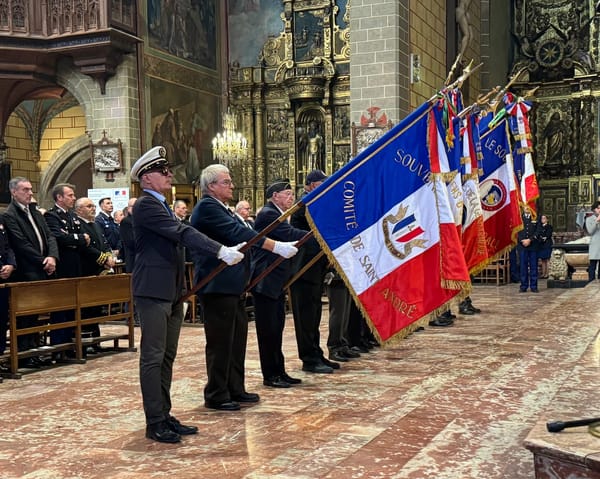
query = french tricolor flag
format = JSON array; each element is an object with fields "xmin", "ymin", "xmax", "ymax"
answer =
[
  {"xmin": 478, "ymin": 116, "xmax": 522, "ymax": 260},
  {"xmin": 303, "ymin": 102, "xmax": 470, "ymax": 344}
]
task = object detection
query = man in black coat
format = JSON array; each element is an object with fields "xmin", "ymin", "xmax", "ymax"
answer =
[
  {"xmin": 119, "ymin": 197, "xmax": 137, "ymax": 273},
  {"xmin": 131, "ymin": 146, "xmax": 245, "ymax": 444},
  {"xmin": 44, "ymin": 183, "xmax": 90, "ymax": 345},
  {"xmin": 3, "ymin": 177, "xmax": 58, "ymax": 360},
  {"xmin": 95, "ymin": 196, "xmax": 121, "ymax": 256},
  {"xmin": 290, "ymin": 169, "xmax": 338, "ymax": 373},
  {"xmin": 251, "ymin": 179, "xmax": 307, "ymax": 388},
  {"xmin": 191, "ymin": 164, "xmax": 298, "ymax": 411},
  {"xmin": 0, "ymin": 214, "xmax": 16, "ymax": 356}
]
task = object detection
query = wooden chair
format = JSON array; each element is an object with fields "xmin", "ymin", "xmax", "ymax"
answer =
[{"xmin": 185, "ymin": 262, "xmax": 198, "ymax": 323}]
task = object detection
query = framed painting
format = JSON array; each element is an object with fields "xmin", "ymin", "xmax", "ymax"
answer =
[{"xmin": 351, "ymin": 122, "xmax": 392, "ymax": 157}]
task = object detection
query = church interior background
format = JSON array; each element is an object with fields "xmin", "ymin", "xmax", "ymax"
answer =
[{"xmin": 0, "ymin": 0, "xmax": 598, "ymax": 233}]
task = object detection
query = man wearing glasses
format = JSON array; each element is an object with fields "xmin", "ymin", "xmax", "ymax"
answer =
[
  {"xmin": 191, "ymin": 164, "xmax": 298, "ymax": 412},
  {"xmin": 130, "ymin": 147, "xmax": 245, "ymax": 444}
]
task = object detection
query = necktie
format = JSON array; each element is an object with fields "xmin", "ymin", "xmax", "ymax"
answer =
[
  {"xmin": 25, "ymin": 207, "xmax": 44, "ymax": 254},
  {"xmin": 163, "ymin": 201, "xmax": 174, "ymax": 217}
]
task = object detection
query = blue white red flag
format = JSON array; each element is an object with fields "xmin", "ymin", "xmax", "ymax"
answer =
[
  {"xmin": 478, "ymin": 117, "xmax": 522, "ymax": 260},
  {"xmin": 302, "ymin": 102, "xmax": 470, "ymax": 344},
  {"xmin": 504, "ymin": 92, "xmax": 539, "ymax": 215}
]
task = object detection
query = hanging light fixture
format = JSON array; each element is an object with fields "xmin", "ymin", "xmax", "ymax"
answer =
[{"xmin": 211, "ymin": 107, "xmax": 248, "ymax": 167}]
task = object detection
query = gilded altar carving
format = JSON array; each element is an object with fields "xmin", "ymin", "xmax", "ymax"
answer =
[{"xmin": 229, "ymin": 0, "xmax": 350, "ymax": 202}]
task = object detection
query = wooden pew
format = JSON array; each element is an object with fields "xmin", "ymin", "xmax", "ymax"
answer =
[{"xmin": 0, "ymin": 274, "xmax": 136, "ymax": 379}]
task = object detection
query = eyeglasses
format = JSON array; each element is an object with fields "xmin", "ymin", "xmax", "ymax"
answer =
[
  {"xmin": 84, "ymin": 204, "xmax": 95, "ymax": 208},
  {"xmin": 212, "ymin": 179, "xmax": 234, "ymax": 186}
]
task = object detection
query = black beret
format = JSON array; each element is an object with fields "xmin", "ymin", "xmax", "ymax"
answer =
[{"xmin": 266, "ymin": 178, "xmax": 291, "ymax": 198}]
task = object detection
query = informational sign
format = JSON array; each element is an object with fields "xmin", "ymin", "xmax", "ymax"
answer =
[{"xmin": 88, "ymin": 187, "xmax": 129, "ymax": 213}]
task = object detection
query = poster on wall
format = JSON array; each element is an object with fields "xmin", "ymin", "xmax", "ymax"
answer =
[
  {"xmin": 147, "ymin": 0, "xmax": 217, "ymax": 69},
  {"xmin": 88, "ymin": 187, "xmax": 130, "ymax": 214},
  {"xmin": 148, "ymin": 76, "xmax": 219, "ymax": 185}
]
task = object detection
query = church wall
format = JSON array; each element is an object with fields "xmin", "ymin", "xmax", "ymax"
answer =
[
  {"xmin": 39, "ymin": 106, "xmax": 86, "ymax": 169},
  {"xmin": 4, "ymin": 115, "xmax": 36, "ymax": 189}
]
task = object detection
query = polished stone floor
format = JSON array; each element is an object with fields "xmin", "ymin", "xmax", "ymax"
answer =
[{"xmin": 1, "ymin": 281, "xmax": 599, "ymax": 479}]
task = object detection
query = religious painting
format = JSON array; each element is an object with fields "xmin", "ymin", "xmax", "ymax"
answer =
[
  {"xmin": 228, "ymin": 0, "xmax": 284, "ymax": 67},
  {"xmin": 147, "ymin": 0, "xmax": 217, "ymax": 70},
  {"xmin": 593, "ymin": 175, "xmax": 600, "ymax": 202},
  {"xmin": 148, "ymin": 76, "xmax": 219, "ymax": 184},
  {"xmin": 351, "ymin": 123, "xmax": 392, "ymax": 157},
  {"xmin": 569, "ymin": 179, "xmax": 579, "ymax": 203},
  {"xmin": 294, "ymin": 10, "xmax": 324, "ymax": 61}
]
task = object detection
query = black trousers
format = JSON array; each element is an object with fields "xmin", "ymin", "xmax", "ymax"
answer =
[
  {"xmin": 136, "ymin": 296, "xmax": 183, "ymax": 426},
  {"xmin": 0, "ymin": 287, "xmax": 8, "ymax": 354},
  {"xmin": 201, "ymin": 294, "xmax": 248, "ymax": 403},
  {"xmin": 253, "ymin": 292, "xmax": 286, "ymax": 380},
  {"xmin": 290, "ymin": 279, "xmax": 324, "ymax": 366},
  {"xmin": 326, "ymin": 283, "xmax": 352, "ymax": 353}
]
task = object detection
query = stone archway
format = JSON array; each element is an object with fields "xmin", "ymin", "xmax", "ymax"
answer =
[{"xmin": 38, "ymin": 135, "xmax": 92, "ymax": 208}]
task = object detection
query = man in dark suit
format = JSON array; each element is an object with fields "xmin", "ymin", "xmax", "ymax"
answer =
[
  {"xmin": 44, "ymin": 183, "xmax": 90, "ymax": 345},
  {"xmin": 235, "ymin": 200, "xmax": 255, "ymax": 228},
  {"xmin": 130, "ymin": 146, "xmax": 245, "ymax": 444},
  {"xmin": 290, "ymin": 169, "xmax": 339, "ymax": 373},
  {"xmin": 251, "ymin": 179, "xmax": 308, "ymax": 388},
  {"xmin": 0, "ymin": 214, "xmax": 16, "ymax": 357},
  {"xmin": 3, "ymin": 177, "xmax": 58, "ymax": 364},
  {"xmin": 191, "ymin": 164, "xmax": 298, "ymax": 411},
  {"xmin": 74, "ymin": 197, "xmax": 116, "ymax": 342},
  {"xmin": 119, "ymin": 197, "xmax": 137, "ymax": 273},
  {"xmin": 95, "ymin": 196, "xmax": 121, "ymax": 256}
]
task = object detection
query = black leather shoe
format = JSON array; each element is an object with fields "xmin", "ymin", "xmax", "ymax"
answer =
[
  {"xmin": 204, "ymin": 400, "xmax": 241, "ymax": 411},
  {"xmin": 428, "ymin": 317, "xmax": 454, "ymax": 327},
  {"xmin": 19, "ymin": 358, "xmax": 41, "ymax": 369},
  {"xmin": 167, "ymin": 416, "xmax": 198, "ymax": 435},
  {"xmin": 282, "ymin": 373, "xmax": 302, "ymax": 384},
  {"xmin": 146, "ymin": 421, "xmax": 181, "ymax": 443},
  {"xmin": 263, "ymin": 376, "xmax": 291, "ymax": 388},
  {"xmin": 351, "ymin": 344, "xmax": 369, "ymax": 353},
  {"xmin": 232, "ymin": 392, "xmax": 260, "ymax": 403},
  {"xmin": 302, "ymin": 363, "xmax": 334, "ymax": 373},
  {"xmin": 467, "ymin": 305, "xmax": 481, "ymax": 314},
  {"xmin": 531, "ymin": 289, "xmax": 539, "ymax": 293},
  {"xmin": 329, "ymin": 351, "xmax": 349, "ymax": 362},
  {"xmin": 321, "ymin": 357, "xmax": 340, "ymax": 369},
  {"xmin": 341, "ymin": 346, "xmax": 360, "ymax": 358},
  {"xmin": 459, "ymin": 307, "xmax": 475, "ymax": 315}
]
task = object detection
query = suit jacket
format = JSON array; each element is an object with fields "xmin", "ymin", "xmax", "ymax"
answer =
[
  {"xmin": 44, "ymin": 206, "xmax": 87, "ymax": 278},
  {"xmin": 0, "ymin": 214, "xmax": 16, "ymax": 283},
  {"xmin": 95, "ymin": 211, "xmax": 121, "ymax": 252},
  {"xmin": 290, "ymin": 190, "xmax": 327, "ymax": 285},
  {"xmin": 132, "ymin": 192, "xmax": 222, "ymax": 302},
  {"xmin": 191, "ymin": 195, "xmax": 264, "ymax": 295},
  {"xmin": 79, "ymin": 219, "xmax": 112, "ymax": 277},
  {"xmin": 251, "ymin": 201, "xmax": 307, "ymax": 299},
  {"xmin": 3, "ymin": 200, "xmax": 59, "ymax": 281},
  {"xmin": 119, "ymin": 215, "xmax": 135, "ymax": 273}
]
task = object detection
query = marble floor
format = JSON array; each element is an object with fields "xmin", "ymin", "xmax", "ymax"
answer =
[{"xmin": 1, "ymin": 281, "xmax": 599, "ymax": 479}]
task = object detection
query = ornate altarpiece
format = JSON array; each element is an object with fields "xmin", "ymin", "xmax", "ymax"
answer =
[
  {"xmin": 228, "ymin": 0, "xmax": 351, "ymax": 206},
  {"xmin": 511, "ymin": 0, "xmax": 600, "ymax": 231}
]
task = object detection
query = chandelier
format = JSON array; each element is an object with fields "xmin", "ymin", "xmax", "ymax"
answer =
[{"xmin": 211, "ymin": 108, "xmax": 248, "ymax": 166}]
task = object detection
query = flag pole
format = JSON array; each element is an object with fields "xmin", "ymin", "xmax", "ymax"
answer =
[
  {"xmin": 178, "ymin": 201, "xmax": 304, "ymax": 304},
  {"xmin": 244, "ymin": 231, "xmax": 314, "ymax": 294},
  {"xmin": 282, "ymin": 250, "xmax": 325, "ymax": 291}
]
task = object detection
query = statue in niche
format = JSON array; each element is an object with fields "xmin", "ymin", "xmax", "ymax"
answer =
[
  {"xmin": 542, "ymin": 112, "xmax": 566, "ymax": 169},
  {"xmin": 456, "ymin": 0, "xmax": 474, "ymax": 58},
  {"xmin": 297, "ymin": 119, "xmax": 325, "ymax": 172}
]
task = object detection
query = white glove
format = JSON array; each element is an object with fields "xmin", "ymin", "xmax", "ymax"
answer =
[
  {"xmin": 218, "ymin": 245, "xmax": 245, "ymax": 265},
  {"xmin": 272, "ymin": 240, "xmax": 298, "ymax": 259}
]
